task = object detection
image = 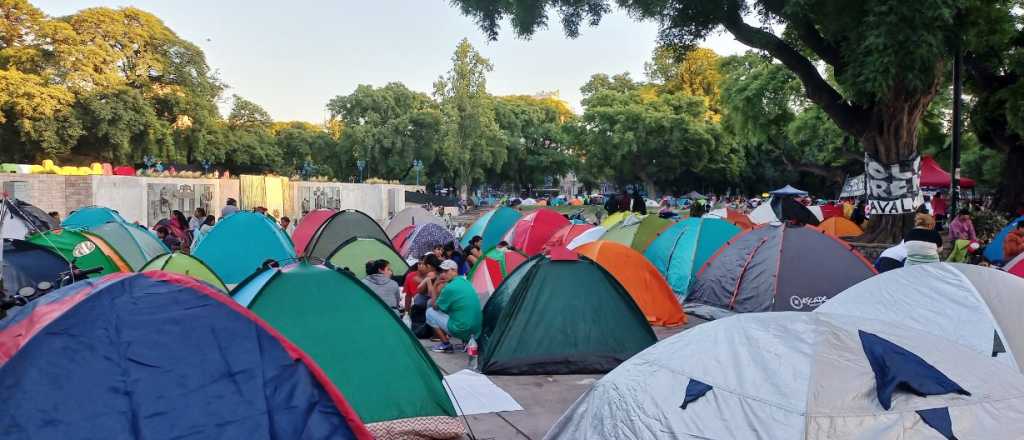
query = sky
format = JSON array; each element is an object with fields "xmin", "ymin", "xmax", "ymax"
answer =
[{"xmin": 34, "ymin": 0, "xmax": 749, "ymax": 122}]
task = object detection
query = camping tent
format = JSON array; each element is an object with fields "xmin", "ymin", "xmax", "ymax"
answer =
[
  {"xmin": 600, "ymin": 211, "xmax": 629, "ymax": 228},
  {"xmin": 399, "ymin": 223, "xmax": 456, "ymax": 258},
  {"xmin": 682, "ymin": 191, "xmax": 706, "ymax": 200},
  {"xmin": 705, "ymin": 207, "xmax": 755, "ymax": 230},
  {"xmin": 644, "ymin": 217, "xmax": 741, "ymax": 299},
  {"xmin": 391, "ymin": 224, "xmax": 415, "ymax": 251},
  {"xmin": 600, "ymin": 214, "xmax": 673, "ymax": 252},
  {"xmin": 2, "ymin": 239, "xmax": 68, "ymax": 296},
  {"xmin": 1007, "ymin": 252, "xmax": 1024, "ymax": 278},
  {"xmin": 687, "ymin": 223, "xmax": 875, "ymax": 319},
  {"xmin": 305, "ymin": 210, "xmax": 389, "ymax": 261},
  {"xmin": 291, "ymin": 209, "xmax": 336, "ymax": 255},
  {"xmin": 460, "ymin": 207, "xmax": 521, "ymax": 250},
  {"xmin": 0, "ymin": 271, "xmax": 372, "ymax": 440},
  {"xmin": 565, "ymin": 226, "xmax": 607, "ymax": 250},
  {"xmin": 192, "ymin": 212, "xmax": 296, "ymax": 285},
  {"xmin": 921, "ymin": 155, "xmax": 976, "ymax": 188},
  {"xmin": 984, "ymin": 215, "xmax": 1024, "ymax": 265},
  {"xmin": 819, "ymin": 263, "xmax": 1024, "ymax": 372},
  {"xmin": 576, "ymin": 241, "xmax": 685, "ymax": 327},
  {"xmin": 542, "ymin": 223, "xmax": 595, "ymax": 252},
  {"xmin": 503, "ymin": 208, "xmax": 570, "ymax": 255},
  {"xmin": 385, "ymin": 206, "xmax": 444, "ymax": 238},
  {"xmin": 86, "ymin": 221, "xmax": 168, "ymax": 270},
  {"xmin": 546, "ymin": 311, "xmax": 1024, "ymax": 439},
  {"xmin": 468, "ymin": 247, "xmax": 528, "ymax": 301},
  {"xmin": 232, "ymin": 263, "xmax": 459, "ymax": 433},
  {"xmin": 747, "ymin": 202, "xmax": 778, "ymax": 225},
  {"xmin": 61, "ymin": 206, "xmax": 127, "ymax": 230},
  {"xmin": 327, "ymin": 237, "xmax": 409, "ymax": 278},
  {"xmin": 769, "ymin": 184, "xmax": 809, "ymax": 196},
  {"xmin": 27, "ymin": 229, "xmax": 131, "ymax": 276},
  {"xmin": 141, "ymin": 252, "xmax": 228, "ymax": 292},
  {"xmin": 816, "ymin": 216, "xmax": 864, "ymax": 238},
  {"xmin": 770, "ymin": 196, "xmax": 821, "ymax": 226},
  {"xmin": 479, "ymin": 249, "xmax": 657, "ymax": 375},
  {"xmin": 1, "ymin": 198, "xmax": 57, "ymax": 239}
]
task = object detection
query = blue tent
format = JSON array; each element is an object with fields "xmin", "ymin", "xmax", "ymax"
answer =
[
  {"xmin": 61, "ymin": 206, "xmax": 127, "ymax": 230},
  {"xmin": 460, "ymin": 207, "xmax": 521, "ymax": 250},
  {"xmin": 193, "ymin": 212, "xmax": 296, "ymax": 284},
  {"xmin": 985, "ymin": 216, "xmax": 1024, "ymax": 265},
  {"xmin": 644, "ymin": 218, "xmax": 740, "ymax": 299},
  {"xmin": 770, "ymin": 185, "xmax": 809, "ymax": 196},
  {"xmin": 0, "ymin": 271, "xmax": 372, "ymax": 439}
]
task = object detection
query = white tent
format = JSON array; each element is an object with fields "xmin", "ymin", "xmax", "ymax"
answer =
[
  {"xmin": 521, "ymin": 198, "xmax": 538, "ymax": 206},
  {"xmin": 807, "ymin": 205, "xmax": 824, "ymax": 222},
  {"xmin": 546, "ymin": 312, "xmax": 1024, "ymax": 439},
  {"xmin": 565, "ymin": 226, "xmax": 606, "ymax": 250},
  {"xmin": 747, "ymin": 202, "xmax": 778, "ymax": 225},
  {"xmin": 818, "ymin": 263, "xmax": 1024, "ymax": 372},
  {"xmin": 384, "ymin": 206, "xmax": 444, "ymax": 238}
]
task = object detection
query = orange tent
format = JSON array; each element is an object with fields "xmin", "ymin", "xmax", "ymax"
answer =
[
  {"xmin": 718, "ymin": 208, "xmax": 755, "ymax": 230},
  {"xmin": 576, "ymin": 241, "xmax": 685, "ymax": 327},
  {"xmin": 816, "ymin": 216, "xmax": 864, "ymax": 238}
]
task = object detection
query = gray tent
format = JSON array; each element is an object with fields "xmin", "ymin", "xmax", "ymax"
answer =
[
  {"xmin": 384, "ymin": 206, "xmax": 444, "ymax": 238},
  {"xmin": 306, "ymin": 209, "xmax": 390, "ymax": 262}
]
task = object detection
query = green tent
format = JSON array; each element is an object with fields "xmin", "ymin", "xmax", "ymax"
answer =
[
  {"xmin": 327, "ymin": 237, "xmax": 409, "ymax": 278},
  {"xmin": 27, "ymin": 229, "xmax": 130, "ymax": 276},
  {"xmin": 305, "ymin": 210, "xmax": 390, "ymax": 262},
  {"xmin": 86, "ymin": 221, "xmax": 168, "ymax": 270},
  {"xmin": 141, "ymin": 252, "xmax": 228, "ymax": 292},
  {"xmin": 231, "ymin": 262, "xmax": 456, "ymax": 424},
  {"xmin": 480, "ymin": 251, "xmax": 657, "ymax": 375},
  {"xmin": 600, "ymin": 214, "xmax": 672, "ymax": 252},
  {"xmin": 460, "ymin": 207, "xmax": 522, "ymax": 250}
]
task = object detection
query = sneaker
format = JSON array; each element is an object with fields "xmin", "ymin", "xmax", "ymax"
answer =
[{"xmin": 431, "ymin": 342, "xmax": 453, "ymax": 353}]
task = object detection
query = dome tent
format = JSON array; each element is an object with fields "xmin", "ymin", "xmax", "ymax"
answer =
[
  {"xmin": 984, "ymin": 215, "xmax": 1024, "ymax": 265},
  {"xmin": 546, "ymin": 312, "xmax": 1024, "ymax": 439},
  {"xmin": 600, "ymin": 214, "xmax": 673, "ymax": 252},
  {"xmin": 141, "ymin": 252, "xmax": 228, "ymax": 292},
  {"xmin": 1, "ymin": 198, "xmax": 57, "ymax": 240},
  {"xmin": 644, "ymin": 217, "xmax": 741, "ymax": 299},
  {"xmin": 0, "ymin": 271, "xmax": 372, "ymax": 439},
  {"xmin": 192, "ymin": 212, "xmax": 296, "ymax": 285},
  {"xmin": 459, "ymin": 206, "xmax": 521, "ymax": 250},
  {"xmin": 27, "ymin": 228, "xmax": 131, "ymax": 276},
  {"xmin": 391, "ymin": 224, "xmax": 415, "ymax": 250},
  {"xmin": 705, "ymin": 207, "xmax": 755, "ymax": 230},
  {"xmin": 576, "ymin": 241, "xmax": 684, "ymax": 327},
  {"xmin": 61, "ymin": 206, "xmax": 127, "ymax": 230},
  {"xmin": 565, "ymin": 225, "xmax": 606, "ymax": 250},
  {"xmin": 305, "ymin": 210, "xmax": 389, "ymax": 261},
  {"xmin": 816, "ymin": 216, "xmax": 864, "ymax": 238},
  {"xmin": 85, "ymin": 221, "xmax": 168, "ymax": 270},
  {"xmin": 1, "ymin": 239, "xmax": 68, "ymax": 297},
  {"xmin": 503, "ymin": 208, "xmax": 570, "ymax": 256},
  {"xmin": 399, "ymin": 223, "xmax": 457, "ymax": 259},
  {"xmin": 818, "ymin": 263, "xmax": 1024, "ymax": 372},
  {"xmin": 468, "ymin": 247, "xmax": 528, "ymax": 300},
  {"xmin": 327, "ymin": 237, "xmax": 409, "ymax": 278},
  {"xmin": 385, "ymin": 206, "xmax": 444, "ymax": 238},
  {"xmin": 541, "ymin": 223, "xmax": 595, "ymax": 252},
  {"xmin": 1008, "ymin": 252, "xmax": 1024, "ymax": 278},
  {"xmin": 480, "ymin": 248, "xmax": 657, "ymax": 375},
  {"xmin": 291, "ymin": 209, "xmax": 336, "ymax": 255},
  {"xmin": 686, "ymin": 223, "xmax": 875, "ymax": 320},
  {"xmin": 232, "ymin": 263, "xmax": 460, "ymax": 436}
]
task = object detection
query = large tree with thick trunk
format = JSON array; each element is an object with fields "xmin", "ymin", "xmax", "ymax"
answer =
[{"xmin": 448, "ymin": 0, "xmax": 1001, "ymax": 242}]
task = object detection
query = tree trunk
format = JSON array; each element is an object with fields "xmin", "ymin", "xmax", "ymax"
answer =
[{"xmin": 1001, "ymin": 144, "xmax": 1024, "ymax": 213}]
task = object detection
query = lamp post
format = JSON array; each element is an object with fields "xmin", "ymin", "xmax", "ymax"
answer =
[
  {"xmin": 356, "ymin": 160, "xmax": 366, "ymax": 183},
  {"xmin": 301, "ymin": 159, "xmax": 315, "ymax": 181},
  {"xmin": 412, "ymin": 159, "xmax": 423, "ymax": 186}
]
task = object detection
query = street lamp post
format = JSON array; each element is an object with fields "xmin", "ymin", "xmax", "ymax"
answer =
[
  {"xmin": 412, "ymin": 159, "xmax": 423, "ymax": 186},
  {"xmin": 356, "ymin": 160, "xmax": 366, "ymax": 183}
]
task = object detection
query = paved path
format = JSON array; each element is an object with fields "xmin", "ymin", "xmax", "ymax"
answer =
[{"xmin": 423, "ymin": 317, "xmax": 705, "ymax": 439}]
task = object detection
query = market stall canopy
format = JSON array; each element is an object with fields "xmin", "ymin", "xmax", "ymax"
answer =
[
  {"xmin": 921, "ymin": 155, "xmax": 976, "ymax": 188},
  {"xmin": 769, "ymin": 185, "xmax": 809, "ymax": 196}
]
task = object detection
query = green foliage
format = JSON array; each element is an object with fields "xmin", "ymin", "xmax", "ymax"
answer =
[
  {"xmin": 492, "ymin": 95, "xmax": 575, "ymax": 190},
  {"xmin": 74, "ymin": 86, "xmax": 174, "ymax": 163}
]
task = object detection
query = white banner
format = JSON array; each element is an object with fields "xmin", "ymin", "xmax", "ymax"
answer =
[{"xmin": 865, "ymin": 153, "xmax": 921, "ymax": 215}]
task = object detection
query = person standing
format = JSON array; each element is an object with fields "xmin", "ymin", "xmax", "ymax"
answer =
[
  {"xmin": 221, "ymin": 198, "xmax": 239, "ymax": 218},
  {"xmin": 631, "ymin": 191, "xmax": 646, "ymax": 214},
  {"xmin": 427, "ymin": 259, "xmax": 482, "ymax": 353}
]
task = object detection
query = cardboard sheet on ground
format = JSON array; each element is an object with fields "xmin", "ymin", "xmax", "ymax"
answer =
[{"xmin": 443, "ymin": 369, "xmax": 523, "ymax": 415}]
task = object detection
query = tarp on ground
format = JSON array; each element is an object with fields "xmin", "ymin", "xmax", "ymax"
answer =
[
  {"xmin": 291, "ymin": 209, "xmax": 336, "ymax": 256},
  {"xmin": 61, "ymin": 206, "xmax": 127, "ymax": 230},
  {"xmin": 1, "ymin": 198, "xmax": 57, "ymax": 240},
  {"xmin": 687, "ymin": 223, "xmax": 875, "ymax": 318},
  {"xmin": 984, "ymin": 216, "xmax": 1024, "ymax": 265},
  {"xmin": 232, "ymin": 263, "xmax": 459, "ymax": 428},
  {"xmin": 644, "ymin": 217, "xmax": 741, "ymax": 299},
  {"xmin": 503, "ymin": 208, "xmax": 570, "ymax": 256},
  {"xmin": 193, "ymin": 212, "xmax": 296, "ymax": 284},
  {"xmin": 86, "ymin": 221, "xmax": 168, "ymax": 270},
  {"xmin": 0, "ymin": 271, "xmax": 372, "ymax": 440},
  {"xmin": 26, "ymin": 228, "xmax": 130, "ymax": 275},
  {"xmin": 400, "ymin": 223, "xmax": 456, "ymax": 259},
  {"xmin": 327, "ymin": 237, "xmax": 409, "ymax": 278},
  {"xmin": 546, "ymin": 312, "xmax": 1024, "ymax": 439},
  {"xmin": 480, "ymin": 251, "xmax": 657, "ymax": 375},
  {"xmin": 576, "ymin": 241, "xmax": 684, "ymax": 327},
  {"xmin": 141, "ymin": 252, "xmax": 228, "ymax": 292},
  {"xmin": 385, "ymin": 206, "xmax": 445, "ymax": 239},
  {"xmin": 921, "ymin": 155, "xmax": 976, "ymax": 188},
  {"xmin": 305, "ymin": 210, "xmax": 389, "ymax": 262},
  {"xmin": 819, "ymin": 263, "xmax": 1024, "ymax": 373},
  {"xmin": 1, "ymin": 239, "xmax": 67, "ymax": 296},
  {"xmin": 816, "ymin": 216, "xmax": 864, "ymax": 238}
]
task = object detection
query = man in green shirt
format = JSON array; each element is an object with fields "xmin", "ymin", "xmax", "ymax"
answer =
[{"xmin": 427, "ymin": 259, "xmax": 482, "ymax": 353}]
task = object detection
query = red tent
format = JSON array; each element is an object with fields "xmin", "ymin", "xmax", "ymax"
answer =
[
  {"xmin": 503, "ymin": 208, "xmax": 570, "ymax": 255},
  {"xmin": 542, "ymin": 223, "xmax": 595, "ymax": 252},
  {"xmin": 920, "ymin": 156, "xmax": 975, "ymax": 188},
  {"xmin": 291, "ymin": 209, "xmax": 337, "ymax": 255}
]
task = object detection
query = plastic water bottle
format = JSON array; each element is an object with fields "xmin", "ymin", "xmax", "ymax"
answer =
[{"xmin": 466, "ymin": 335, "xmax": 478, "ymax": 371}]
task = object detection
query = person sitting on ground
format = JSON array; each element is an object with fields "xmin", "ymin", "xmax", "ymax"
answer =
[
  {"xmin": 156, "ymin": 226, "xmax": 180, "ymax": 251},
  {"xmin": 465, "ymin": 245, "xmax": 482, "ymax": 267},
  {"xmin": 432, "ymin": 244, "xmax": 445, "ymax": 259},
  {"xmin": 443, "ymin": 242, "xmax": 468, "ymax": 275},
  {"xmin": 468, "ymin": 235, "xmax": 482, "ymax": 249},
  {"xmin": 949, "ymin": 209, "xmax": 978, "ymax": 242},
  {"xmin": 189, "ymin": 208, "xmax": 206, "ymax": 232},
  {"xmin": 428, "ymin": 259, "xmax": 483, "ymax": 353},
  {"xmin": 1004, "ymin": 221, "xmax": 1024, "ymax": 263},
  {"xmin": 190, "ymin": 215, "xmax": 216, "ymax": 253},
  {"xmin": 362, "ymin": 259, "xmax": 401, "ymax": 312},
  {"xmin": 409, "ymin": 255, "xmax": 442, "ymax": 338},
  {"xmin": 904, "ymin": 213, "xmax": 941, "ymax": 266},
  {"xmin": 221, "ymin": 198, "xmax": 238, "ymax": 218}
]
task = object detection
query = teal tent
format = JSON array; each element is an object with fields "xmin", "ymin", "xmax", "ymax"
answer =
[
  {"xmin": 460, "ymin": 207, "xmax": 521, "ymax": 250},
  {"xmin": 62, "ymin": 206, "xmax": 127, "ymax": 230},
  {"xmin": 193, "ymin": 212, "xmax": 296, "ymax": 284},
  {"xmin": 644, "ymin": 217, "xmax": 740, "ymax": 299},
  {"xmin": 86, "ymin": 221, "xmax": 169, "ymax": 270}
]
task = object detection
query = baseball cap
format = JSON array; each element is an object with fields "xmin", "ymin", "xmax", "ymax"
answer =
[{"xmin": 439, "ymin": 259, "xmax": 459, "ymax": 271}]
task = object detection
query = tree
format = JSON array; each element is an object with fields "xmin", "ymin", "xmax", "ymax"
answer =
[
  {"xmin": 272, "ymin": 121, "xmax": 341, "ymax": 177},
  {"xmin": 449, "ymin": 0, "xmax": 1005, "ymax": 242},
  {"xmin": 327, "ymin": 83, "xmax": 443, "ymax": 182},
  {"xmin": 645, "ymin": 46, "xmax": 722, "ymax": 119},
  {"xmin": 223, "ymin": 95, "xmax": 280, "ymax": 170},
  {"xmin": 74, "ymin": 86, "xmax": 174, "ymax": 163},
  {"xmin": 492, "ymin": 95, "xmax": 575, "ymax": 192},
  {"xmin": 433, "ymin": 38, "xmax": 505, "ymax": 195}
]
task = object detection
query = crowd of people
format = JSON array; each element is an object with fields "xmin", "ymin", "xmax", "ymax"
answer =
[{"xmin": 153, "ymin": 197, "xmax": 293, "ymax": 254}]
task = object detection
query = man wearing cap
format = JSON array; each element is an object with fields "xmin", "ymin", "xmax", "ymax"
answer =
[{"xmin": 427, "ymin": 259, "xmax": 482, "ymax": 353}]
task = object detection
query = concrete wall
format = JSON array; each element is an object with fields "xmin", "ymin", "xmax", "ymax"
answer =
[{"xmin": 289, "ymin": 182, "xmax": 415, "ymax": 224}]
